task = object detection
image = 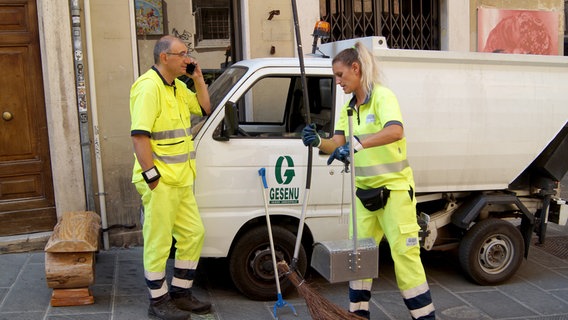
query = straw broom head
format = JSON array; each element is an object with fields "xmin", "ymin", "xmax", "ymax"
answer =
[{"xmin": 277, "ymin": 260, "xmax": 367, "ymax": 320}]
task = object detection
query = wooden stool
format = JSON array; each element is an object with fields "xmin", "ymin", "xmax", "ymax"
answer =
[{"xmin": 44, "ymin": 211, "xmax": 101, "ymax": 307}]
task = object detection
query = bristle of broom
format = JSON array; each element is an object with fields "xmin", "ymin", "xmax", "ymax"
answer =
[{"xmin": 277, "ymin": 260, "xmax": 367, "ymax": 320}]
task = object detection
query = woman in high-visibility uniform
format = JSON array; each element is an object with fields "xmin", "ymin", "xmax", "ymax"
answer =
[
  {"xmin": 130, "ymin": 35, "xmax": 211, "ymax": 320},
  {"xmin": 302, "ymin": 42, "xmax": 435, "ymax": 320}
]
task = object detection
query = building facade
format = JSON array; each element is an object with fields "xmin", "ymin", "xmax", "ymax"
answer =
[{"xmin": 0, "ymin": 0, "xmax": 565, "ymax": 251}]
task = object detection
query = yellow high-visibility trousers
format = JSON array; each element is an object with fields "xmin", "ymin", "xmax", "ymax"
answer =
[
  {"xmin": 349, "ymin": 189, "xmax": 435, "ymax": 319},
  {"xmin": 135, "ymin": 181, "xmax": 205, "ymax": 273}
]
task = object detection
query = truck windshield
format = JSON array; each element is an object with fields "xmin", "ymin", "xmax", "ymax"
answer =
[
  {"xmin": 208, "ymin": 66, "xmax": 248, "ymax": 113},
  {"xmin": 191, "ymin": 66, "xmax": 247, "ymax": 137}
]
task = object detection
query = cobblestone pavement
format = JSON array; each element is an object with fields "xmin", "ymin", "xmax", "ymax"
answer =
[
  {"xmin": 1, "ymin": 222, "xmax": 567, "ymax": 320},
  {"xmin": 0, "ymin": 176, "xmax": 566, "ymax": 319}
]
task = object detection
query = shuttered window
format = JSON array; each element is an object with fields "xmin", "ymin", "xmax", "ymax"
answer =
[{"xmin": 320, "ymin": 0, "xmax": 440, "ymax": 50}]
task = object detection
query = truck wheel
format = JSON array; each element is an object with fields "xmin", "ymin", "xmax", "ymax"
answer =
[
  {"xmin": 229, "ymin": 225, "xmax": 307, "ymax": 301},
  {"xmin": 458, "ymin": 218, "xmax": 524, "ymax": 285}
]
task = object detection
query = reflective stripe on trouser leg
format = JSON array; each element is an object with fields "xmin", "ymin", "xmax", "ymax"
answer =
[
  {"xmin": 349, "ymin": 279, "xmax": 372, "ymax": 317},
  {"xmin": 145, "ymin": 270, "xmax": 168, "ymax": 299},
  {"xmin": 171, "ymin": 260, "xmax": 199, "ymax": 294},
  {"xmin": 378, "ymin": 190, "xmax": 435, "ymax": 320},
  {"xmin": 402, "ymin": 281, "xmax": 436, "ymax": 320}
]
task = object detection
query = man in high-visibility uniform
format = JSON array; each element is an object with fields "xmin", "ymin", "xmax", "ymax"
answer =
[
  {"xmin": 302, "ymin": 42, "xmax": 435, "ymax": 320},
  {"xmin": 130, "ymin": 35, "xmax": 211, "ymax": 320}
]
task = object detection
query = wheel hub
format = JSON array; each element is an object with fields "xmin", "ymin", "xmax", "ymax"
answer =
[
  {"xmin": 249, "ymin": 248, "xmax": 275, "ymax": 281},
  {"xmin": 479, "ymin": 236, "xmax": 512, "ymax": 273}
]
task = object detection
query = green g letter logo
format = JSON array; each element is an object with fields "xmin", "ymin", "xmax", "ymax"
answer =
[{"xmin": 275, "ymin": 156, "xmax": 295, "ymax": 185}]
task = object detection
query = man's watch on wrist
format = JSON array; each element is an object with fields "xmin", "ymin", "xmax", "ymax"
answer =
[{"xmin": 142, "ymin": 166, "xmax": 161, "ymax": 183}]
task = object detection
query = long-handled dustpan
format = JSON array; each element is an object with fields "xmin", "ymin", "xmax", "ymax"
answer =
[
  {"xmin": 258, "ymin": 168, "xmax": 297, "ymax": 319},
  {"xmin": 311, "ymin": 109, "xmax": 379, "ymax": 283}
]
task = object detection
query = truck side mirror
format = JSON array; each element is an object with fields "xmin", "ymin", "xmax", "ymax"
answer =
[{"xmin": 214, "ymin": 101, "xmax": 238, "ymax": 141}]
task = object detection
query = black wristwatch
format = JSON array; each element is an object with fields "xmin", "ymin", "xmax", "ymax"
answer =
[{"xmin": 142, "ymin": 166, "xmax": 161, "ymax": 183}]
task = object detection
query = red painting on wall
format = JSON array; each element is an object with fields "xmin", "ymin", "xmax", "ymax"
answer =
[{"xmin": 478, "ymin": 7, "xmax": 559, "ymax": 55}]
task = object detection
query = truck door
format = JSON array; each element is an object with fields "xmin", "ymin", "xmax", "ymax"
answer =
[
  {"xmin": 195, "ymin": 68, "xmax": 349, "ymax": 249},
  {"xmin": 193, "ymin": 67, "xmax": 350, "ymax": 300}
]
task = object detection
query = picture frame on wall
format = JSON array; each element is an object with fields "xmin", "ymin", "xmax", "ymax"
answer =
[{"xmin": 134, "ymin": 0, "xmax": 166, "ymax": 36}]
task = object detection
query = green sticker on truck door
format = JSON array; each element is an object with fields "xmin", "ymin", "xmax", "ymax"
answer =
[{"xmin": 271, "ymin": 155, "xmax": 300, "ymax": 204}]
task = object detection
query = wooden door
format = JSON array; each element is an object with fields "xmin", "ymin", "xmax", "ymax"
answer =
[{"xmin": 0, "ymin": 0, "xmax": 57, "ymax": 236}]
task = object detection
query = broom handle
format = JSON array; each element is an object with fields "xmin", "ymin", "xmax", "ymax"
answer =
[
  {"xmin": 290, "ymin": 0, "xmax": 312, "ymax": 270},
  {"xmin": 258, "ymin": 168, "xmax": 282, "ymax": 295},
  {"xmin": 292, "ymin": 184, "xmax": 310, "ymax": 265},
  {"xmin": 347, "ymin": 109, "xmax": 359, "ymax": 257}
]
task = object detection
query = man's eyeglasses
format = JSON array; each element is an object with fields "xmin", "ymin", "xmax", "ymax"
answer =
[{"xmin": 166, "ymin": 51, "xmax": 192, "ymax": 58}]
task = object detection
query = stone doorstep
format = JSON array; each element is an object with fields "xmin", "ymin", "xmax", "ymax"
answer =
[{"xmin": 0, "ymin": 231, "xmax": 52, "ymax": 254}]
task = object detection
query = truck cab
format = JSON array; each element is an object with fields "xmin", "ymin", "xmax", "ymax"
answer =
[{"xmin": 191, "ymin": 58, "xmax": 350, "ymax": 300}]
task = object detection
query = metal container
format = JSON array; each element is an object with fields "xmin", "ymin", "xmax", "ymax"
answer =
[{"xmin": 311, "ymin": 237, "xmax": 378, "ymax": 283}]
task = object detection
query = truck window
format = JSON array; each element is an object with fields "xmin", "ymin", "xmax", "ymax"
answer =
[
  {"xmin": 242, "ymin": 77, "xmax": 289, "ymax": 123},
  {"xmin": 224, "ymin": 75, "xmax": 334, "ymax": 139},
  {"xmin": 191, "ymin": 66, "xmax": 247, "ymax": 136}
]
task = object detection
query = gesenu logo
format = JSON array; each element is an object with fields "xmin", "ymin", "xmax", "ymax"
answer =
[{"xmin": 271, "ymin": 155, "xmax": 300, "ymax": 204}]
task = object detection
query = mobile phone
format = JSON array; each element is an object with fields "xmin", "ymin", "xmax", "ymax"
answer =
[{"xmin": 186, "ymin": 63, "xmax": 196, "ymax": 75}]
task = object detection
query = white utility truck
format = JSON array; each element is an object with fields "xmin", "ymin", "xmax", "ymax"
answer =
[{"xmin": 189, "ymin": 37, "xmax": 568, "ymax": 300}]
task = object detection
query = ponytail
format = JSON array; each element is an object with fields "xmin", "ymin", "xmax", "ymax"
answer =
[{"xmin": 332, "ymin": 41, "xmax": 380, "ymax": 97}]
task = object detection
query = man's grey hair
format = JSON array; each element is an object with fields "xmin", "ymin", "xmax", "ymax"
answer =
[{"xmin": 153, "ymin": 35, "xmax": 178, "ymax": 64}]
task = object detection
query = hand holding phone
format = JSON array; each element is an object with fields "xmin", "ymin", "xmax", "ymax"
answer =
[{"xmin": 186, "ymin": 63, "xmax": 196, "ymax": 75}]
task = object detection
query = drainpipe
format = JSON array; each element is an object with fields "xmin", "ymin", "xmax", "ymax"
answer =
[
  {"xmin": 241, "ymin": 0, "xmax": 250, "ymax": 59},
  {"xmin": 70, "ymin": 0, "xmax": 95, "ymax": 212},
  {"xmin": 128, "ymin": 0, "xmax": 139, "ymax": 79},
  {"xmin": 71, "ymin": 0, "xmax": 110, "ymax": 250}
]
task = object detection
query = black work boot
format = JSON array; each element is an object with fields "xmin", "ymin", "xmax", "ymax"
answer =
[
  {"xmin": 148, "ymin": 295, "xmax": 191, "ymax": 320},
  {"xmin": 170, "ymin": 290, "xmax": 211, "ymax": 314},
  {"xmin": 350, "ymin": 310, "xmax": 371, "ymax": 319}
]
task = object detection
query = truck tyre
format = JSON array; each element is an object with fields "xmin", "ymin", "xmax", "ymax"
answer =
[
  {"xmin": 458, "ymin": 218, "xmax": 524, "ymax": 285},
  {"xmin": 229, "ymin": 225, "xmax": 307, "ymax": 301}
]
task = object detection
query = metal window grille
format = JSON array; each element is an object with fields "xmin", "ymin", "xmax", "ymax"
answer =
[
  {"xmin": 565, "ymin": 0, "xmax": 568, "ymax": 36},
  {"xmin": 195, "ymin": 7, "xmax": 230, "ymax": 41},
  {"xmin": 320, "ymin": 0, "xmax": 440, "ymax": 50},
  {"xmin": 564, "ymin": 0, "xmax": 567, "ymax": 56}
]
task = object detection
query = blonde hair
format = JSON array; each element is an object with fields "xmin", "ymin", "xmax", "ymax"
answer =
[{"xmin": 332, "ymin": 41, "xmax": 380, "ymax": 97}]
